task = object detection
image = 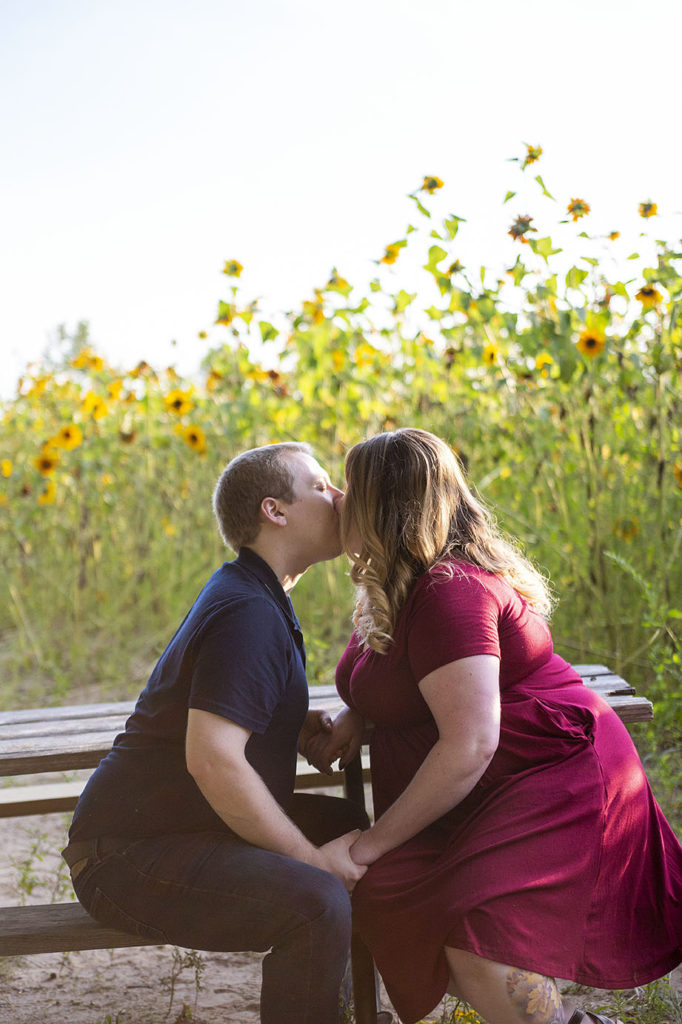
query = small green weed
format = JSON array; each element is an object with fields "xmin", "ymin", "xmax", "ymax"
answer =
[{"xmin": 163, "ymin": 947, "xmax": 205, "ymax": 1019}]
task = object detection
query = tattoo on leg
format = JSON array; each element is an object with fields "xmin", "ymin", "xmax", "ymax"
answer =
[{"xmin": 506, "ymin": 968, "xmax": 566, "ymax": 1023}]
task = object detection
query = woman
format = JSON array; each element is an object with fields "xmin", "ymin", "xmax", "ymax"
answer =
[{"xmin": 319, "ymin": 428, "xmax": 682, "ymax": 1024}]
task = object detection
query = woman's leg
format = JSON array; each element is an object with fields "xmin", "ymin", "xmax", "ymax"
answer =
[{"xmin": 445, "ymin": 947, "xmax": 568, "ymax": 1024}]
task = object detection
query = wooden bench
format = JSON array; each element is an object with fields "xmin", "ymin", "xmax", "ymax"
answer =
[{"xmin": 0, "ymin": 666, "xmax": 653, "ymax": 1023}]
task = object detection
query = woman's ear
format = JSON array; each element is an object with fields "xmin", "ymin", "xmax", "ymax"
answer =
[{"xmin": 260, "ymin": 497, "xmax": 287, "ymax": 527}]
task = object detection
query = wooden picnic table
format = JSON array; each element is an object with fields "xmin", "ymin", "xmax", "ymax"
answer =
[
  {"xmin": 0, "ymin": 664, "xmax": 654, "ymax": 1024},
  {"xmin": 0, "ymin": 665, "xmax": 653, "ymax": 815}
]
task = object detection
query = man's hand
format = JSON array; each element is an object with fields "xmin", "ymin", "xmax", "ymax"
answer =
[
  {"xmin": 316, "ymin": 830, "xmax": 368, "ymax": 892},
  {"xmin": 304, "ymin": 707, "xmax": 365, "ymax": 774},
  {"xmin": 298, "ymin": 709, "xmax": 334, "ymax": 774}
]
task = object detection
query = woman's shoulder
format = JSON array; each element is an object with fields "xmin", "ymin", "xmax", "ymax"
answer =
[{"xmin": 408, "ymin": 560, "xmax": 503, "ymax": 609}]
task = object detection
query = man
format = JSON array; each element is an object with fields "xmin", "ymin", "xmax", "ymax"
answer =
[{"xmin": 62, "ymin": 442, "xmax": 369, "ymax": 1024}]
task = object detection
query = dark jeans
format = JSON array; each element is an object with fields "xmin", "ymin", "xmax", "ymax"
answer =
[{"xmin": 68, "ymin": 794, "xmax": 369, "ymax": 1024}]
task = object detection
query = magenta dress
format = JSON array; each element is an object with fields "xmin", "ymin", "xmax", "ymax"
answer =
[{"xmin": 336, "ymin": 563, "xmax": 682, "ymax": 1024}]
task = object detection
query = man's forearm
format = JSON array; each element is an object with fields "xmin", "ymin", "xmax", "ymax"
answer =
[{"xmin": 195, "ymin": 756, "xmax": 321, "ymax": 864}]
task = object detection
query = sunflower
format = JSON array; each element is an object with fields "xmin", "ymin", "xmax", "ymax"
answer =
[
  {"xmin": 82, "ymin": 392, "xmax": 108, "ymax": 420},
  {"xmin": 164, "ymin": 389, "xmax": 194, "ymax": 416},
  {"xmin": 535, "ymin": 353, "xmax": 554, "ymax": 376},
  {"xmin": 206, "ymin": 368, "xmax": 223, "ymax": 392},
  {"xmin": 522, "ymin": 144, "xmax": 543, "ymax": 168},
  {"xmin": 70, "ymin": 348, "xmax": 104, "ymax": 371},
  {"xmin": 33, "ymin": 450, "xmax": 60, "ymax": 475},
  {"xmin": 222, "ymin": 260, "xmax": 243, "ymax": 277},
  {"xmin": 577, "ymin": 329, "xmax": 605, "ymax": 357},
  {"xmin": 482, "ymin": 343, "xmax": 499, "ymax": 365},
  {"xmin": 129, "ymin": 360, "xmax": 154, "ymax": 379},
  {"xmin": 52, "ymin": 424, "xmax": 83, "ymax": 450},
  {"xmin": 567, "ymin": 198, "xmax": 590, "ymax": 221},
  {"xmin": 508, "ymin": 215, "xmax": 535, "ymax": 242},
  {"xmin": 380, "ymin": 243, "xmax": 402, "ymax": 265},
  {"xmin": 607, "ymin": 231, "xmax": 620, "ymax": 241},
  {"xmin": 1, "ymin": 458, "xmax": 12, "ymax": 478},
  {"xmin": 354, "ymin": 342, "xmax": 379, "ymax": 367},
  {"xmin": 38, "ymin": 480, "xmax": 57, "ymax": 505},
  {"xmin": 107, "ymin": 379, "xmax": 124, "ymax": 401},
  {"xmin": 421, "ymin": 176, "xmax": 444, "ymax": 193},
  {"xmin": 183, "ymin": 424, "xmax": 206, "ymax": 454},
  {"xmin": 638, "ymin": 201, "xmax": 658, "ymax": 218},
  {"xmin": 612, "ymin": 517, "xmax": 639, "ymax": 540},
  {"xmin": 327, "ymin": 270, "xmax": 350, "ymax": 291},
  {"xmin": 636, "ymin": 285, "xmax": 663, "ymax": 310},
  {"xmin": 302, "ymin": 299, "xmax": 324, "ymax": 324}
]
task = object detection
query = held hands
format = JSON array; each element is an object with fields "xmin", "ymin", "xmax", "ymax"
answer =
[
  {"xmin": 298, "ymin": 709, "xmax": 334, "ymax": 774},
  {"xmin": 302, "ymin": 707, "xmax": 365, "ymax": 776},
  {"xmin": 317, "ymin": 830, "xmax": 368, "ymax": 892}
]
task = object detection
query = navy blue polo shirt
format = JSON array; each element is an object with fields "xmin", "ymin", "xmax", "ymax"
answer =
[{"xmin": 69, "ymin": 548, "xmax": 309, "ymax": 841}]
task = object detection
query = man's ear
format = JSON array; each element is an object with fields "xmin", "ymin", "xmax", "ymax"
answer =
[{"xmin": 260, "ymin": 497, "xmax": 288, "ymax": 528}]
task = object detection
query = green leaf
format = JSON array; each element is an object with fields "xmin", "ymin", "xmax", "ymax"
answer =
[
  {"xmin": 581, "ymin": 256, "xmax": 599, "ymax": 267},
  {"xmin": 443, "ymin": 215, "xmax": 465, "ymax": 240},
  {"xmin": 425, "ymin": 305, "xmax": 444, "ymax": 320},
  {"xmin": 259, "ymin": 321, "xmax": 279, "ymax": 343},
  {"xmin": 394, "ymin": 289, "xmax": 417, "ymax": 314},
  {"xmin": 503, "ymin": 191, "xmax": 516, "ymax": 204},
  {"xmin": 430, "ymin": 229, "xmax": 444, "ymax": 240},
  {"xmin": 215, "ymin": 300, "xmax": 235, "ymax": 324},
  {"xmin": 627, "ymin": 252, "xmax": 640, "ymax": 260},
  {"xmin": 409, "ymin": 194, "xmax": 431, "ymax": 218},
  {"xmin": 528, "ymin": 237, "xmax": 562, "ymax": 263},
  {"xmin": 425, "ymin": 245, "xmax": 448, "ymax": 271},
  {"xmin": 534, "ymin": 175, "xmax": 555, "ymax": 200}
]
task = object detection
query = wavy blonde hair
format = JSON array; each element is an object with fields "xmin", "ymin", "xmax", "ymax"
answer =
[{"xmin": 342, "ymin": 428, "xmax": 554, "ymax": 653}]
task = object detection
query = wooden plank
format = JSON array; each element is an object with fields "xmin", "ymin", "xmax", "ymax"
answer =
[
  {"xmin": 604, "ymin": 695, "xmax": 654, "ymax": 723},
  {"xmin": 1, "ymin": 715, "xmax": 129, "ymax": 742},
  {"xmin": 0, "ymin": 755, "xmax": 369, "ymax": 817},
  {"xmin": 0, "ymin": 903, "xmax": 159, "ymax": 956},
  {"xmin": 0, "ymin": 702, "xmax": 134, "ymax": 727},
  {"xmin": 0, "ymin": 747, "xmax": 111, "ymax": 776},
  {"xmin": 0, "ymin": 781, "xmax": 84, "ymax": 818}
]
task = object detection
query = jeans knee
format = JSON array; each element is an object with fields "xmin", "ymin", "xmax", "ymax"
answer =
[{"xmin": 299, "ymin": 873, "xmax": 352, "ymax": 948}]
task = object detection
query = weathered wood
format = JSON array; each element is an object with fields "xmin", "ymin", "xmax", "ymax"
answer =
[
  {"xmin": 0, "ymin": 903, "xmax": 159, "ymax": 956},
  {"xmin": 0, "ymin": 781, "xmax": 85, "ymax": 818}
]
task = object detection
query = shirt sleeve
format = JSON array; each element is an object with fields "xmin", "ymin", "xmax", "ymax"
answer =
[
  {"xmin": 189, "ymin": 597, "xmax": 292, "ymax": 734},
  {"xmin": 406, "ymin": 568, "xmax": 502, "ymax": 683}
]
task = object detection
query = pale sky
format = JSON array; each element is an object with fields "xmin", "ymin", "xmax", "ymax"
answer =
[{"xmin": 2, "ymin": 0, "xmax": 680, "ymax": 396}]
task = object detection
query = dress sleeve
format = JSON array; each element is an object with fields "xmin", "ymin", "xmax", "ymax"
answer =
[{"xmin": 406, "ymin": 568, "xmax": 502, "ymax": 683}]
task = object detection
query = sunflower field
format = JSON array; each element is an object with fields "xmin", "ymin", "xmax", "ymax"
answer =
[{"xmin": 1, "ymin": 148, "xmax": 680, "ymax": 770}]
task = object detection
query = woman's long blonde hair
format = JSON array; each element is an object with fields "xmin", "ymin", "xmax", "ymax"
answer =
[{"xmin": 342, "ymin": 428, "xmax": 555, "ymax": 653}]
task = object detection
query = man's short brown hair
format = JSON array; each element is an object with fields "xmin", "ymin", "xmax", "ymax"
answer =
[{"xmin": 212, "ymin": 442, "xmax": 313, "ymax": 552}]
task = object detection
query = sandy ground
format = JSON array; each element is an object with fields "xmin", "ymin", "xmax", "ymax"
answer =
[
  {"xmin": 0, "ymin": 788, "xmax": 401, "ymax": 1024},
  {"xmin": 1, "ymin": 796, "xmax": 680, "ymax": 1024}
]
